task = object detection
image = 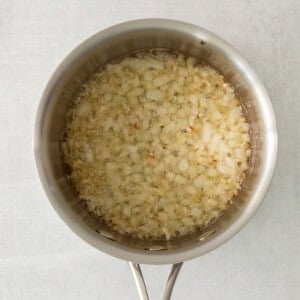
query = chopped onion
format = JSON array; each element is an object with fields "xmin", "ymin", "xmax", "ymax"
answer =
[{"xmin": 63, "ymin": 51, "xmax": 251, "ymax": 240}]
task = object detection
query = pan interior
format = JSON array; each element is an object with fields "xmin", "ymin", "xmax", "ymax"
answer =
[{"xmin": 38, "ymin": 23, "xmax": 267, "ymax": 257}]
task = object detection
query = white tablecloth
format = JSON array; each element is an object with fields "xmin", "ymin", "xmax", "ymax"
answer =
[{"xmin": 0, "ymin": 0, "xmax": 299, "ymax": 299}]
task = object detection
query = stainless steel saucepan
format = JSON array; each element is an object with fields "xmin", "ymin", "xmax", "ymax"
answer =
[{"xmin": 34, "ymin": 19, "xmax": 277, "ymax": 299}]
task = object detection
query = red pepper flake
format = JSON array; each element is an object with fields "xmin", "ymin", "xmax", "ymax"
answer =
[
  {"xmin": 189, "ymin": 126, "xmax": 197, "ymax": 133},
  {"xmin": 132, "ymin": 122, "xmax": 140, "ymax": 129}
]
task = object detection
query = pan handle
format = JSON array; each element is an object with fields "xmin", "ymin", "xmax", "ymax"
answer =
[
  {"xmin": 162, "ymin": 263, "xmax": 183, "ymax": 300},
  {"xmin": 128, "ymin": 262, "xmax": 183, "ymax": 300},
  {"xmin": 128, "ymin": 262, "xmax": 149, "ymax": 300}
]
